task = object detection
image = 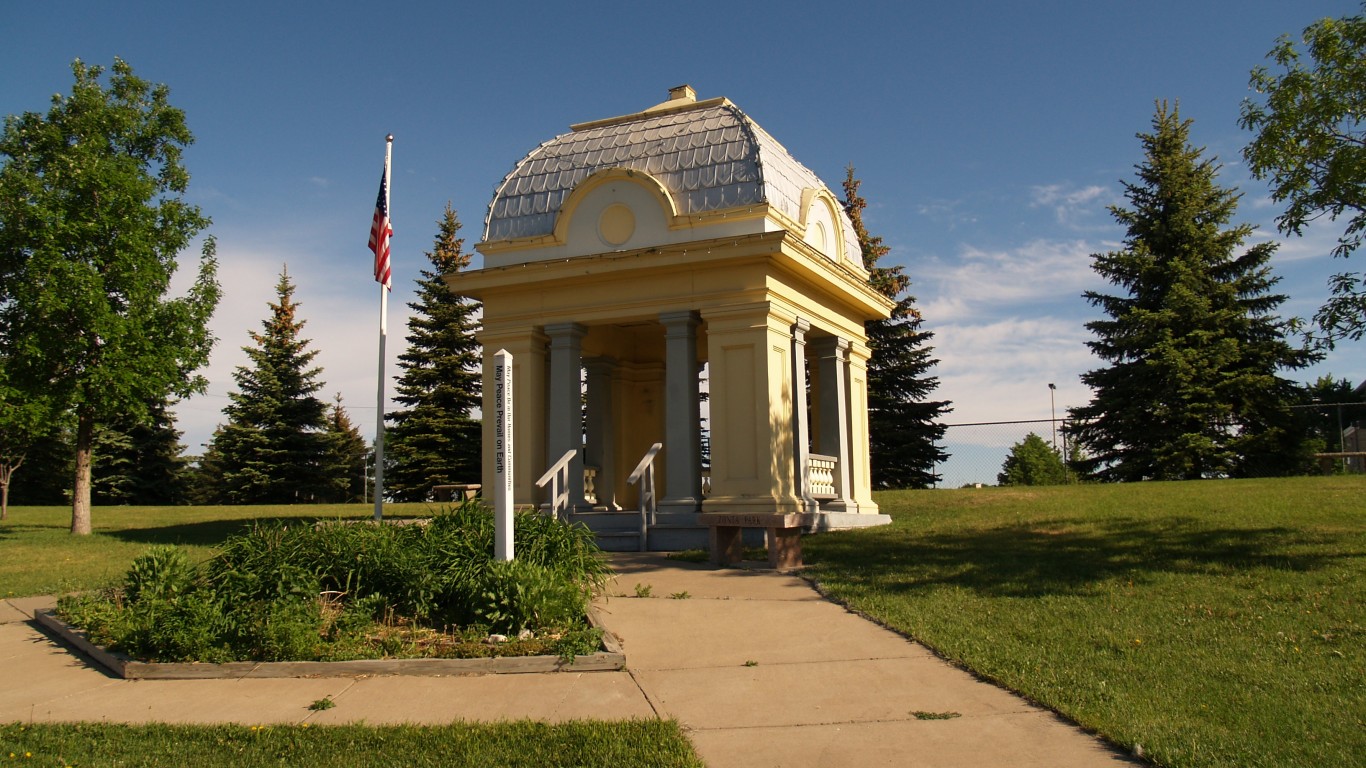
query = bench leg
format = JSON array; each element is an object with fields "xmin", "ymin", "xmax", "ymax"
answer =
[
  {"xmin": 709, "ymin": 525, "xmax": 744, "ymax": 566},
  {"xmin": 767, "ymin": 527, "xmax": 803, "ymax": 570}
]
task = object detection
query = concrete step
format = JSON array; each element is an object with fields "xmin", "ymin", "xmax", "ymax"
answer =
[
  {"xmin": 594, "ymin": 531, "xmax": 644, "ymax": 552},
  {"xmin": 572, "ymin": 511, "xmax": 646, "ymax": 533},
  {"xmin": 573, "ymin": 513, "xmax": 710, "ymax": 552}
]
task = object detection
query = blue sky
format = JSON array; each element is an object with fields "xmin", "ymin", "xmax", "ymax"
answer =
[{"xmin": 3, "ymin": 0, "xmax": 1361, "ymax": 485}]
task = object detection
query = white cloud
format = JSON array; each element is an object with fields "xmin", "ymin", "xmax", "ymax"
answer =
[
  {"xmin": 1029, "ymin": 183, "xmax": 1111, "ymax": 228},
  {"xmin": 932, "ymin": 315, "xmax": 1094, "ymax": 418},
  {"xmin": 915, "ymin": 198, "xmax": 979, "ymax": 229},
  {"xmin": 918, "ymin": 238, "xmax": 1105, "ymax": 322}
]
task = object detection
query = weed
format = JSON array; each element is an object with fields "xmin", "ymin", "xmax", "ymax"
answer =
[
  {"xmin": 308, "ymin": 697, "xmax": 336, "ymax": 711},
  {"xmin": 670, "ymin": 591, "xmax": 691, "ymax": 600},
  {"xmin": 633, "ymin": 583, "xmax": 653, "ymax": 598}
]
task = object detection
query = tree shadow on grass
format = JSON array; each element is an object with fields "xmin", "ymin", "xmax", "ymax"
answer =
[
  {"xmin": 805, "ymin": 516, "xmax": 1362, "ymax": 598},
  {"xmin": 102, "ymin": 517, "xmax": 333, "ymax": 548}
]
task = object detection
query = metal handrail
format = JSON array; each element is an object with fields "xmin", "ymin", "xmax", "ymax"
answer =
[
  {"xmin": 535, "ymin": 449, "xmax": 577, "ymax": 521},
  {"xmin": 627, "ymin": 442, "xmax": 663, "ymax": 552}
]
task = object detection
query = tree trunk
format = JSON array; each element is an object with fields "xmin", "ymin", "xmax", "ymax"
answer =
[
  {"xmin": 0, "ymin": 456, "xmax": 21, "ymax": 521},
  {"xmin": 71, "ymin": 411, "xmax": 93, "ymax": 535}
]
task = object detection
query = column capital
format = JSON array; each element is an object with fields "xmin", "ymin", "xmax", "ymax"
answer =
[
  {"xmin": 811, "ymin": 335, "xmax": 851, "ymax": 359},
  {"xmin": 659, "ymin": 310, "xmax": 701, "ymax": 331},
  {"xmin": 544, "ymin": 322, "xmax": 588, "ymax": 340},
  {"xmin": 478, "ymin": 326, "xmax": 549, "ymax": 348},
  {"xmin": 583, "ymin": 355, "xmax": 618, "ymax": 373},
  {"xmin": 792, "ymin": 317, "xmax": 811, "ymax": 338}
]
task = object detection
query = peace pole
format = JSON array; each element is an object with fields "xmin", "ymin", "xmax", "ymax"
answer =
[{"xmin": 494, "ymin": 349, "xmax": 515, "ymax": 561}]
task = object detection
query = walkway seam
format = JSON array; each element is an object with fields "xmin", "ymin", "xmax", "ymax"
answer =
[{"xmin": 625, "ymin": 667, "xmax": 666, "ymax": 720}]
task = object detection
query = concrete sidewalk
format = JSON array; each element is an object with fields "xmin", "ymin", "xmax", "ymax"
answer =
[{"xmin": 2, "ymin": 555, "xmax": 1136, "ymax": 767}]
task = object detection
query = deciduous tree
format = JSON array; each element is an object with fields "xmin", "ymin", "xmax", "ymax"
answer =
[
  {"xmin": 842, "ymin": 168, "xmax": 951, "ymax": 489},
  {"xmin": 0, "ymin": 361, "xmax": 52, "ymax": 518},
  {"xmin": 0, "ymin": 59, "xmax": 219, "ymax": 532},
  {"xmin": 998, "ymin": 432, "xmax": 1068, "ymax": 486},
  {"xmin": 1070, "ymin": 103, "xmax": 1314, "ymax": 481},
  {"xmin": 1242, "ymin": 5, "xmax": 1366, "ymax": 343}
]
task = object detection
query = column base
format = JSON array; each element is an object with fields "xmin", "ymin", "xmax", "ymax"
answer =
[
  {"xmin": 659, "ymin": 498, "xmax": 703, "ymax": 516},
  {"xmin": 817, "ymin": 499, "xmax": 859, "ymax": 515}
]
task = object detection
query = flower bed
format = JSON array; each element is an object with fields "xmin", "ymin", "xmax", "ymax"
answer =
[{"xmin": 52, "ymin": 501, "xmax": 618, "ymax": 673}]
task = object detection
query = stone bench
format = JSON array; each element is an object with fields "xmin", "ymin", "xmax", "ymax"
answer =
[
  {"xmin": 432, "ymin": 483, "xmax": 482, "ymax": 502},
  {"xmin": 697, "ymin": 512, "xmax": 818, "ymax": 570}
]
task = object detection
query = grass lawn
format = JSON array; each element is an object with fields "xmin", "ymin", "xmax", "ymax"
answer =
[
  {"xmin": 803, "ymin": 476, "xmax": 1366, "ymax": 768},
  {"xmin": 0, "ymin": 720, "xmax": 703, "ymax": 767},
  {"xmin": 0, "ymin": 503, "xmax": 435, "ymax": 598},
  {"xmin": 2, "ymin": 503, "xmax": 704, "ymax": 767}
]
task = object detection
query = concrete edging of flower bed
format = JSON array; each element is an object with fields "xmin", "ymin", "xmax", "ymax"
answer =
[{"xmin": 33, "ymin": 607, "xmax": 626, "ymax": 679}]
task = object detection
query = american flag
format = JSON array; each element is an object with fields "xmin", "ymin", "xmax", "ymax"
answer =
[{"xmin": 368, "ymin": 165, "xmax": 392, "ymax": 290}]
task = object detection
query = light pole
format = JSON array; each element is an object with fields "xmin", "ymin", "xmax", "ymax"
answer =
[{"xmin": 1048, "ymin": 383, "xmax": 1058, "ymax": 450}]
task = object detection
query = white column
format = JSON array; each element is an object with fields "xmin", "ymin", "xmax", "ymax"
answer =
[
  {"xmin": 791, "ymin": 319, "xmax": 817, "ymax": 513},
  {"xmin": 813, "ymin": 336, "xmax": 855, "ymax": 513},
  {"xmin": 584, "ymin": 356, "xmax": 619, "ymax": 510},
  {"xmin": 846, "ymin": 340, "xmax": 877, "ymax": 514},
  {"xmin": 545, "ymin": 322, "xmax": 587, "ymax": 511},
  {"xmin": 659, "ymin": 310, "xmax": 702, "ymax": 515}
]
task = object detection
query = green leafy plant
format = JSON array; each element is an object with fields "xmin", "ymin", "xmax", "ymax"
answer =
[
  {"xmin": 475, "ymin": 559, "xmax": 586, "ymax": 634},
  {"xmin": 54, "ymin": 499, "xmax": 612, "ymax": 663},
  {"xmin": 633, "ymin": 583, "xmax": 652, "ymax": 598},
  {"xmin": 124, "ymin": 546, "xmax": 196, "ymax": 603}
]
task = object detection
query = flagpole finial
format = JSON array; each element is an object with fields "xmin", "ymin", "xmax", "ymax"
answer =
[{"xmin": 386, "ymin": 134, "xmax": 394, "ymax": 143}]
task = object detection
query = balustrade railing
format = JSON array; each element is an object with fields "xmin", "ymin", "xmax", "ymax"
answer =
[
  {"xmin": 535, "ymin": 449, "xmax": 578, "ymax": 521},
  {"xmin": 627, "ymin": 443, "xmax": 663, "ymax": 552},
  {"xmin": 583, "ymin": 465, "xmax": 599, "ymax": 505},
  {"xmin": 808, "ymin": 453, "xmax": 837, "ymax": 501}
]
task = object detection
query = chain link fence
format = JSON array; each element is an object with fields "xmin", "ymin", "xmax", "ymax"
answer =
[{"xmin": 931, "ymin": 403, "xmax": 1366, "ymax": 488}]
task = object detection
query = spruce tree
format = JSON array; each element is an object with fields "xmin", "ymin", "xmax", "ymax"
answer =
[
  {"xmin": 842, "ymin": 168, "xmax": 952, "ymax": 489},
  {"xmin": 1069, "ymin": 103, "xmax": 1315, "ymax": 481},
  {"xmin": 385, "ymin": 204, "xmax": 482, "ymax": 502},
  {"xmin": 322, "ymin": 394, "xmax": 369, "ymax": 503},
  {"xmin": 91, "ymin": 400, "xmax": 190, "ymax": 505},
  {"xmin": 209, "ymin": 267, "xmax": 331, "ymax": 503}
]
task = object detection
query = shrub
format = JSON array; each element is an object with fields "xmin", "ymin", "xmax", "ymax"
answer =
[{"xmin": 55, "ymin": 499, "xmax": 612, "ymax": 663}]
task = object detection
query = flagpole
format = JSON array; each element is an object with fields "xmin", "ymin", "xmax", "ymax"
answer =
[{"xmin": 374, "ymin": 134, "xmax": 393, "ymax": 522}]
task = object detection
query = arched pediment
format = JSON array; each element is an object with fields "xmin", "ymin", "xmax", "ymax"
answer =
[
  {"xmin": 799, "ymin": 187, "xmax": 846, "ymax": 265},
  {"xmin": 554, "ymin": 168, "xmax": 678, "ymax": 252}
]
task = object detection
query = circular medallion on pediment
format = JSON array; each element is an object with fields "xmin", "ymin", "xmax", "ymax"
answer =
[{"xmin": 598, "ymin": 203, "xmax": 636, "ymax": 246}]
